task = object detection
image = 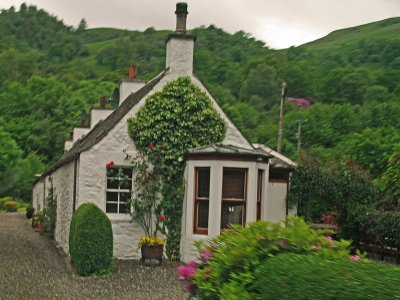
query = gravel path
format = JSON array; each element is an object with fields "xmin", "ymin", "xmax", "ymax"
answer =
[{"xmin": 0, "ymin": 213, "xmax": 187, "ymax": 300}]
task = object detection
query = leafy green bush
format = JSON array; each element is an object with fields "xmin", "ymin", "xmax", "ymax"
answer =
[
  {"xmin": 254, "ymin": 253, "xmax": 400, "ymax": 299},
  {"xmin": 69, "ymin": 203, "xmax": 113, "ymax": 276},
  {"xmin": 287, "ymin": 162, "xmax": 379, "ymax": 242},
  {"xmin": 4, "ymin": 200, "xmax": 17, "ymax": 212},
  {"xmin": 44, "ymin": 182, "xmax": 57, "ymax": 238},
  {"xmin": 0, "ymin": 197, "xmax": 13, "ymax": 210},
  {"xmin": 179, "ymin": 217, "xmax": 354, "ymax": 299},
  {"xmin": 359, "ymin": 209, "xmax": 400, "ymax": 247}
]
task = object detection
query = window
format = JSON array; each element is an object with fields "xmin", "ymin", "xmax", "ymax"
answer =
[
  {"xmin": 106, "ymin": 167, "xmax": 132, "ymax": 214},
  {"xmin": 256, "ymin": 169, "xmax": 264, "ymax": 220},
  {"xmin": 221, "ymin": 168, "xmax": 247, "ymax": 229},
  {"xmin": 194, "ymin": 167, "xmax": 210, "ymax": 234}
]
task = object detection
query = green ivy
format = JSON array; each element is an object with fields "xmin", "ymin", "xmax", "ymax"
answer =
[
  {"xmin": 44, "ymin": 177, "xmax": 57, "ymax": 239},
  {"xmin": 128, "ymin": 76, "xmax": 227, "ymax": 260}
]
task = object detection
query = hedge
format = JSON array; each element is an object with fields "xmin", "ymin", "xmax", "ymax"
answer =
[
  {"xmin": 69, "ymin": 203, "xmax": 113, "ymax": 276},
  {"xmin": 4, "ymin": 200, "xmax": 17, "ymax": 212},
  {"xmin": 359, "ymin": 209, "xmax": 400, "ymax": 247},
  {"xmin": 254, "ymin": 253, "xmax": 400, "ymax": 299}
]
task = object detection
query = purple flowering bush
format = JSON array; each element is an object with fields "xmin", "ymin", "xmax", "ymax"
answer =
[{"xmin": 178, "ymin": 217, "xmax": 364, "ymax": 299}]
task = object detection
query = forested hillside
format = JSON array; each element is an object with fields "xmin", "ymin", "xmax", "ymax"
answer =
[{"xmin": 1, "ymin": 4, "xmax": 399, "ymax": 200}]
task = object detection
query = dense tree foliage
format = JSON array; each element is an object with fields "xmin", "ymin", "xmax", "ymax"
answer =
[{"xmin": 0, "ymin": 5, "xmax": 399, "ymax": 200}]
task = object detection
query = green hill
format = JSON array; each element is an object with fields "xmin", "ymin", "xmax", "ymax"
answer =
[
  {"xmin": 0, "ymin": 4, "xmax": 399, "ymax": 200},
  {"xmin": 303, "ymin": 17, "xmax": 400, "ymax": 50}
]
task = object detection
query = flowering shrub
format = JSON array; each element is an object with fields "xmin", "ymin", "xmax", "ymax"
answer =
[
  {"xmin": 178, "ymin": 217, "xmax": 362, "ymax": 299},
  {"xmin": 127, "ymin": 146, "xmax": 166, "ymax": 248}
]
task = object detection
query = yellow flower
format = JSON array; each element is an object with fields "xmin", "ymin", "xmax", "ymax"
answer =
[{"xmin": 139, "ymin": 236, "xmax": 165, "ymax": 247}]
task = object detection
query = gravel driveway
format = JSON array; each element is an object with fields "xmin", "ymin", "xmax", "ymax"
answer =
[{"xmin": 0, "ymin": 213, "xmax": 187, "ymax": 300}]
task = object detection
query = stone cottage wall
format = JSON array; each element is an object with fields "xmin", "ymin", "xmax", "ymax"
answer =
[
  {"xmin": 51, "ymin": 160, "xmax": 75, "ymax": 253},
  {"xmin": 32, "ymin": 179, "xmax": 45, "ymax": 211}
]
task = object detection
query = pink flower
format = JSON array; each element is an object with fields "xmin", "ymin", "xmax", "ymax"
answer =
[
  {"xmin": 177, "ymin": 265, "xmax": 186, "ymax": 280},
  {"xmin": 200, "ymin": 249, "xmax": 212, "ymax": 262},
  {"xmin": 187, "ymin": 261, "xmax": 200, "ymax": 268},
  {"xmin": 177, "ymin": 262, "xmax": 199, "ymax": 281},
  {"xmin": 350, "ymin": 255, "xmax": 361, "ymax": 262}
]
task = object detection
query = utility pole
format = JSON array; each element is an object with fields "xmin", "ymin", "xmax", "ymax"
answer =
[
  {"xmin": 297, "ymin": 121, "xmax": 302, "ymax": 154},
  {"xmin": 295, "ymin": 119, "xmax": 307, "ymax": 155},
  {"xmin": 277, "ymin": 82, "xmax": 286, "ymax": 153}
]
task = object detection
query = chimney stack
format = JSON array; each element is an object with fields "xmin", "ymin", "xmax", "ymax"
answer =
[
  {"xmin": 128, "ymin": 65, "xmax": 136, "ymax": 79},
  {"xmin": 175, "ymin": 2, "xmax": 188, "ymax": 34},
  {"xmin": 165, "ymin": 3, "xmax": 195, "ymax": 75}
]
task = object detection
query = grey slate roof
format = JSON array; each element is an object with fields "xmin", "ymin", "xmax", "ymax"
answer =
[
  {"xmin": 252, "ymin": 144, "xmax": 297, "ymax": 169},
  {"xmin": 187, "ymin": 143, "xmax": 272, "ymax": 160},
  {"xmin": 42, "ymin": 71, "xmax": 166, "ymax": 176}
]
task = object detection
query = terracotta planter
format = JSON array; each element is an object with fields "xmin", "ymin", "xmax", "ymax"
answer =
[
  {"xmin": 141, "ymin": 245, "xmax": 163, "ymax": 266},
  {"xmin": 34, "ymin": 223, "xmax": 45, "ymax": 233}
]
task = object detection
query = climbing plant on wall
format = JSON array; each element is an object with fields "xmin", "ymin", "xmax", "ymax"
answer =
[{"xmin": 128, "ymin": 76, "xmax": 227, "ymax": 260}]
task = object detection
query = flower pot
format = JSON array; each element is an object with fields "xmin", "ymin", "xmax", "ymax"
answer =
[
  {"xmin": 34, "ymin": 223, "xmax": 45, "ymax": 233},
  {"xmin": 141, "ymin": 245, "xmax": 163, "ymax": 266}
]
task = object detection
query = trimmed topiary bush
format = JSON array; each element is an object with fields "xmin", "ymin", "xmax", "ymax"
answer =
[
  {"xmin": 69, "ymin": 203, "xmax": 113, "ymax": 276},
  {"xmin": 4, "ymin": 200, "xmax": 17, "ymax": 212}
]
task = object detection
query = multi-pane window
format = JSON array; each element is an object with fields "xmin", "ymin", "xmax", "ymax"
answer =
[
  {"xmin": 256, "ymin": 169, "xmax": 264, "ymax": 220},
  {"xmin": 221, "ymin": 168, "xmax": 247, "ymax": 229},
  {"xmin": 194, "ymin": 168, "xmax": 210, "ymax": 234},
  {"xmin": 106, "ymin": 167, "xmax": 132, "ymax": 214}
]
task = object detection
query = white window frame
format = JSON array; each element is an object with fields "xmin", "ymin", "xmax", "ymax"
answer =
[{"xmin": 105, "ymin": 166, "xmax": 132, "ymax": 214}]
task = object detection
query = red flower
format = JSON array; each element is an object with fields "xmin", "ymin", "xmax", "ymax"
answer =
[
  {"xmin": 159, "ymin": 215, "xmax": 165, "ymax": 222},
  {"xmin": 149, "ymin": 143, "xmax": 155, "ymax": 150},
  {"xmin": 106, "ymin": 161, "xmax": 115, "ymax": 168}
]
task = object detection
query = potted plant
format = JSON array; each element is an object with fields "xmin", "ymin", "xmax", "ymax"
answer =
[
  {"xmin": 127, "ymin": 145, "xmax": 166, "ymax": 265},
  {"xmin": 32, "ymin": 210, "xmax": 45, "ymax": 233}
]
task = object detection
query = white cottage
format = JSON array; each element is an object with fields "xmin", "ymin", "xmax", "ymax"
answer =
[{"xmin": 32, "ymin": 3, "xmax": 296, "ymax": 262}]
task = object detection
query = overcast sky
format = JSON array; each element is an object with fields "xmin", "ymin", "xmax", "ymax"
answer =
[{"xmin": 2, "ymin": 0, "xmax": 400, "ymax": 49}]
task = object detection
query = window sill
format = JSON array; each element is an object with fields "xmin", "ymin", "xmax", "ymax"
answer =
[{"xmin": 107, "ymin": 213, "xmax": 131, "ymax": 222}]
